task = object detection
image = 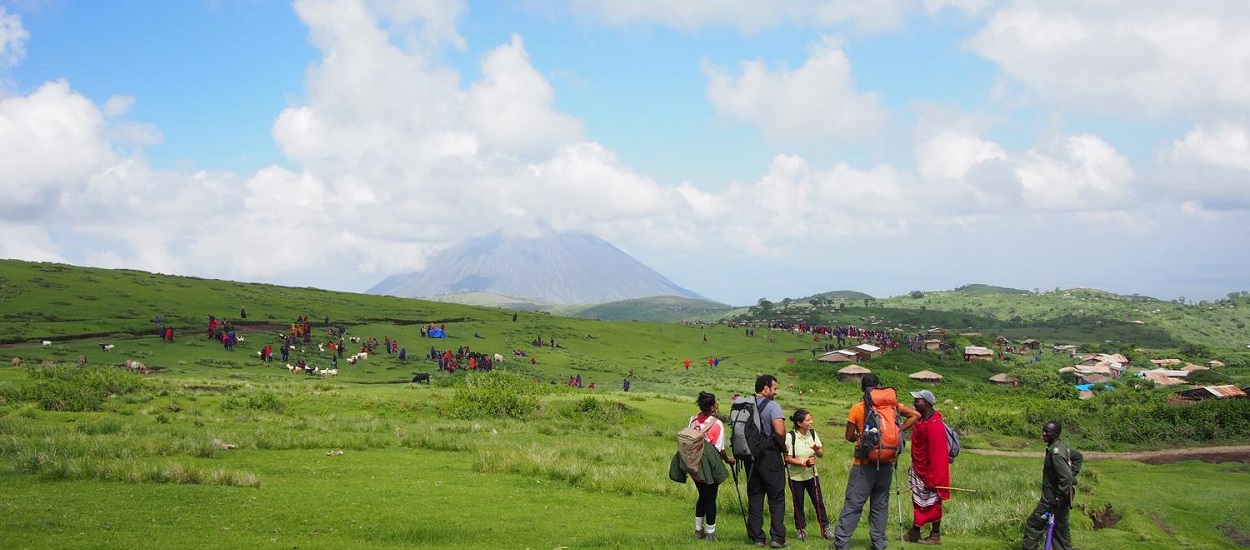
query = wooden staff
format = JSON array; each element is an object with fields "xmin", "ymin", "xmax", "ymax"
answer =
[{"xmin": 934, "ymin": 485, "xmax": 978, "ymax": 492}]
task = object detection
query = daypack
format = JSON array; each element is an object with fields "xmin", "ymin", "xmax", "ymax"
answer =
[
  {"xmin": 854, "ymin": 387, "xmax": 904, "ymax": 464},
  {"xmin": 729, "ymin": 396, "xmax": 773, "ymax": 459},
  {"xmin": 677, "ymin": 418, "xmax": 713, "ymax": 480},
  {"xmin": 943, "ymin": 422, "xmax": 961, "ymax": 464}
]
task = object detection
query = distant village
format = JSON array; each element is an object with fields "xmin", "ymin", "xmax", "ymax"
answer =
[{"xmin": 811, "ymin": 326, "xmax": 1246, "ymax": 403}]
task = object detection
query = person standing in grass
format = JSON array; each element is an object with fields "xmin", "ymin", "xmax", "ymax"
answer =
[
  {"xmin": 783, "ymin": 409, "xmax": 830, "ymax": 541},
  {"xmin": 746, "ymin": 374, "xmax": 788, "ymax": 548},
  {"xmin": 903, "ymin": 390, "xmax": 949, "ymax": 545},
  {"xmin": 689, "ymin": 391, "xmax": 734, "ymax": 542},
  {"xmin": 1021, "ymin": 421, "xmax": 1083, "ymax": 550},
  {"xmin": 831, "ymin": 374, "xmax": 919, "ymax": 550}
]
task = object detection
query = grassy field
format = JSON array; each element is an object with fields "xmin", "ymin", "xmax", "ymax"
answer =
[{"xmin": 1, "ymin": 259, "xmax": 1249, "ymax": 549}]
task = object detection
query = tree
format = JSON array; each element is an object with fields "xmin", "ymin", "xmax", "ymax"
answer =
[{"xmin": 757, "ymin": 298, "xmax": 774, "ymax": 314}]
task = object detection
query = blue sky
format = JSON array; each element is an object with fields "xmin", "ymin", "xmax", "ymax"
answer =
[{"xmin": 1, "ymin": 0, "xmax": 1248, "ymax": 306}]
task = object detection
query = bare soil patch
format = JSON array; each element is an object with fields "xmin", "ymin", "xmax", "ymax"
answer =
[{"xmin": 969, "ymin": 445, "xmax": 1250, "ymax": 465}]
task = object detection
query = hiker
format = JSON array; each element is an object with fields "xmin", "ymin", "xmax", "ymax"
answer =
[
  {"xmin": 783, "ymin": 409, "xmax": 830, "ymax": 541},
  {"xmin": 831, "ymin": 373, "xmax": 919, "ymax": 550},
  {"xmin": 1022, "ymin": 421, "xmax": 1083, "ymax": 550},
  {"xmin": 903, "ymin": 389, "xmax": 950, "ymax": 545},
  {"xmin": 689, "ymin": 391, "xmax": 735, "ymax": 542},
  {"xmin": 745, "ymin": 374, "xmax": 788, "ymax": 548}
]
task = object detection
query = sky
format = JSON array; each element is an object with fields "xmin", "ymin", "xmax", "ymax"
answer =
[{"xmin": 1, "ymin": 0, "xmax": 1248, "ymax": 306}]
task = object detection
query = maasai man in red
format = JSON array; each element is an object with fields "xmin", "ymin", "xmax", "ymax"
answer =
[{"xmin": 904, "ymin": 389, "xmax": 950, "ymax": 545}]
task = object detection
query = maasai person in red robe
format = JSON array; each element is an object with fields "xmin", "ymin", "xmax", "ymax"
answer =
[{"xmin": 904, "ymin": 389, "xmax": 951, "ymax": 545}]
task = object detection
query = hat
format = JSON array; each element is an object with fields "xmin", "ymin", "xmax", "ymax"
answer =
[{"xmin": 910, "ymin": 389, "xmax": 937, "ymax": 405}]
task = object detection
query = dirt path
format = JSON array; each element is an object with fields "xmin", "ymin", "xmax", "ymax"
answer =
[{"xmin": 969, "ymin": 445, "xmax": 1250, "ymax": 464}]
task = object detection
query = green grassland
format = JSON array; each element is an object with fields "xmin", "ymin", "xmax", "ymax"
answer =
[{"xmin": 1, "ymin": 259, "xmax": 1249, "ymax": 549}]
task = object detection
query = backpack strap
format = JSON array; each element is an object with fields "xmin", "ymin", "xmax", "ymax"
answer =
[{"xmin": 789, "ymin": 430, "xmax": 796, "ymax": 458}]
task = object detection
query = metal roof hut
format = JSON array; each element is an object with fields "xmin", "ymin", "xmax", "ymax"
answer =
[
  {"xmin": 854, "ymin": 343, "xmax": 885, "ymax": 360},
  {"xmin": 817, "ymin": 350, "xmax": 858, "ymax": 363},
  {"xmin": 1021, "ymin": 339, "xmax": 1041, "ymax": 350},
  {"xmin": 964, "ymin": 345, "xmax": 994, "ymax": 362},
  {"xmin": 924, "ymin": 339, "xmax": 942, "ymax": 351},
  {"xmin": 1207, "ymin": 360, "xmax": 1226, "ymax": 368},
  {"xmin": 909, "ymin": 370, "xmax": 943, "ymax": 385},
  {"xmin": 837, "ymin": 364, "xmax": 872, "ymax": 384},
  {"xmin": 1173, "ymin": 385, "xmax": 1247, "ymax": 403}
]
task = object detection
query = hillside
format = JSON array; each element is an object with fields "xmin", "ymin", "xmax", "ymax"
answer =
[{"xmin": 550, "ymin": 295, "xmax": 733, "ymax": 321}]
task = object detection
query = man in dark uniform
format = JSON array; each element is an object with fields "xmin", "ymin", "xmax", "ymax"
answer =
[{"xmin": 1022, "ymin": 421, "xmax": 1083, "ymax": 550}]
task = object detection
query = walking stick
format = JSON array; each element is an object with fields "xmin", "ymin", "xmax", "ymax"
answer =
[{"xmin": 933, "ymin": 485, "xmax": 977, "ymax": 493}]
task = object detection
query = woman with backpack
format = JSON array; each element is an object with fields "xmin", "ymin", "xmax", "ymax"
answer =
[
  {"xmin": 783, "ymin": 409, "xmax": 831, "ymax": 541},
  {"xmin": 689, "ymin": 391, "xmax": 734, "ymax": 542}
]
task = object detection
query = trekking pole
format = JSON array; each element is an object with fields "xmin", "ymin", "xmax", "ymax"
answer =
[
  {"xmin": 733, "ymin": 460, "xmax": 750, "ymax": 534},
  {"xmin": 894, "ymin": 463, "xmax": 906, "ymax": 548},
  {"xmin": 1043, "ymin": 511, "xmax": 1055, "ymax": 550}
]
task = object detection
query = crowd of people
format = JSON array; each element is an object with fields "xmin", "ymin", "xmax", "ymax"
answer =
[{"xmin": 679, "ymin": 374, "xmax": 1079, "ymax": 549}]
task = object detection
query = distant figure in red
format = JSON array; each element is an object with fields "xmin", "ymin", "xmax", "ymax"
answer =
[{"xmin": 684, "ymin": 359, "xmax": 691, "ymax": 370}]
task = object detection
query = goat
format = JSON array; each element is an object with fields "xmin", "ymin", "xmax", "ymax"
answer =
[
  {"xmin": 412, "ymin": 372, "xmax": 431, "ymax": 384},
  {"xmin": 493, "ymin": 353, "xmax": 505, "ymax": 363},
  {"xmin": 320, "ymin": 368, "xmax": 337, "ymax": 377},
  {"xmin": 9, "ymin": 357, "xmax": 19, "ymax": 367},
  {"xmin": 124, "ymin": 359, "xmax": 148, "ymax": 373},
  {"xmin": 99, "ymin": 343, "xmax": 115, "ymax": 352},
  {"xmin": 41, "ymin": 340, "xmax": 52, "ymax": 347}
]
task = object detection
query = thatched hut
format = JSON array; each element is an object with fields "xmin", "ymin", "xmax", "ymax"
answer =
[
  {"xmin": 837, "ymin": 364, "xmax": 872, "ymax": 384},
  {"xmin": 908, "ymin": 370, "xmax": 943, "ymax": 385},
  {"xmin": 988, "ymin": 373, "xmax": 1016, "ymax": 386}
]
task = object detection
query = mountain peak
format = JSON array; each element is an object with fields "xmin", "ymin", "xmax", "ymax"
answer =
[{"xmin": 367, "ymin": 231, "xmax": 707, "ymax": 305}]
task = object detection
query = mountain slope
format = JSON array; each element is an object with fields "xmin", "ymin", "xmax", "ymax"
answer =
[{"xmin": 367, "ymin": 231, "xmax": 708, "ymax": 305}]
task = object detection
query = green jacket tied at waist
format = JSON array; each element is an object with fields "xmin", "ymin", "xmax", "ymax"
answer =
[{"xmin": 669, "ymin": 443, "xmax": 729, "ymax": 485}]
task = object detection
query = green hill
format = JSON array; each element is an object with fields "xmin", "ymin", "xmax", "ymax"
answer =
[
  {"xmin": 550, "ymin": 295, "xmax": 732, "ymax": 321},
  {"xmin": 1, "ymin": 259, "xmax": 1249, "ymax": 549}
]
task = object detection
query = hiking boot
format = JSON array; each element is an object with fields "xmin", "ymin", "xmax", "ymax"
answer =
[
  {"xmin": 695, "ymin": 529, "xmax": 705, "ymax": 540},
  {"xmin": 919, "ymin": 532, "xmax": 941, "ymax": 545},
  {"xmin": 903, "ymin": 526, "xmax": 921, "ymax": 542},
  {"xmin": 705, "ymin": 533, "xmax": 718, "ymax": 542},
  {"xmin": 768, "ymin": 541, "xmax": 789, "ymax": 548},
  {"xmin": 755, "ymin": 542, "xmax": 766, "ymax": 548},
  {"xmin": 797, "ymin": 529, "xmax": 807, "ymax": 541},
  {"xmin": 821, "ymin": 525, "xmax": 833, "ymax": 539}
]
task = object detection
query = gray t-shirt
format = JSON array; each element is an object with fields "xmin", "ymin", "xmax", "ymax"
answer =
[{"xmin": 758, "ymin": 397, "xmax": 783, "ymax": 440}]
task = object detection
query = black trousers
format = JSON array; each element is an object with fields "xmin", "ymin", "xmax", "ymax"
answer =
[
  {"xmin": 695, "ymin": 480, "xmax": 719, "ymax": 525},
  {"xmin": 745, "ymin": 451, "xmax": 787, "ymax": 544}
]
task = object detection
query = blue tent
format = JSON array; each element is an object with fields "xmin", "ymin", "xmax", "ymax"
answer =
[{"xmin": 428, "ymin": 328, "xmax": 446, "ymax": 338}]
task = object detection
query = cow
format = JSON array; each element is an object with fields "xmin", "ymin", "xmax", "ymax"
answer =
[{"xmin": 412, "ymin": 372, "xmax": 431, "ymax": 384}]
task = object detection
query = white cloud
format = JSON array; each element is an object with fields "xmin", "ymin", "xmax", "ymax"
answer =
[
  {"xmin": 566, "ymin": 0, "xmax": 911, "ymax": 33},
  {"xmin": 0, "ymin": 80, "xmax": 112, "ymax": 209},
  {"xmin": 917, "ymin": 130, "xmax": 1007, "ymax": 181},
  {"xmin": 0, "ymin": 7, "xmax": 28, "ymax": 68},
  {"xmin": 704, "ymin": 36, "xmax": 885, "ymax": 140},
  {"xmin": 1168, "ymin": 123, "xmax": 1250, "ymax": 171},
  {"xmin": 1015, "ymin": 134, "xmax": 1133, "ymax": 209},
  {"xmin": 922, "ymin": 0, "xmax": 996, "ymax": 16},
  {"xmin": 466, "ymin": 35, "xmax": 583, "ymax": 158},
  {"xmin": 967, "ymin": 0, "xmax": 1250, "ymax": 115}
]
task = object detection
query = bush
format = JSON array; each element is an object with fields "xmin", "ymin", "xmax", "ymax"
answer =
[
  {"xmin": 443, "ymin": 371, "xmax": 544, "ymax": 420},
  {"xmin": 8, "ymin": 366, "xmax": 148, "ymax": 412}
]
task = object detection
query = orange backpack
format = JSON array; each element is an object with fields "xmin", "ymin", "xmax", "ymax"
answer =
[{"xmin": 854, "ymin": 387, "xmax": 904, "ymax": 464}]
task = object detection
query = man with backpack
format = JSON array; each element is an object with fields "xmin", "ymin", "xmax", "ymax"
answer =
[
  {"xmin": 831, "ymin": 374, "xmax": 920, "ymax": 550},
  {"xmin": 1022, "ymin": 421, "xmax": 1083, "ymax": 550},
  {"xmin": 903, "ymin": 389, "xmax": 950, "ymax": 545},
  {"xmin": 741, "ymin": 374, "xmax": 789, "ymax": 548}
]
